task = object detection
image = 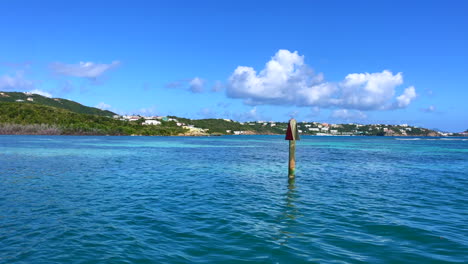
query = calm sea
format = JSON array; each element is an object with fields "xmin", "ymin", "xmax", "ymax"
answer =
[{"xmin": 0, "ymin": 135, "xmax": 467, "ymax": 263}]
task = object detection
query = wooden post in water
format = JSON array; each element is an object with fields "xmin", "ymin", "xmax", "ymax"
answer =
[
  {"xmin": 285, "ymin": 118, "xmax": 300, "ymax": 179},
  {"xmin": 289, "ymin": 140, "xmax": 296, "ymax": 178}
]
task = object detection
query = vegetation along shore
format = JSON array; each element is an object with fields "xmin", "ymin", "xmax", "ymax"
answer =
[{"xmin": 1, "ymin": 91, "xmax": 466, "ymax": 137}]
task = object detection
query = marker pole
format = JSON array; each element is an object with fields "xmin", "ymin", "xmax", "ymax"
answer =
[
  {"xmin": 289, "ymin": 139, "xmax": 296, "ymax": 179},
  {"xmin": 285, "ymin": 118, "xmax": 299, "ymax": 179}
]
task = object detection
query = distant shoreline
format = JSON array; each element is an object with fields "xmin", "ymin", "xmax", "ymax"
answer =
[
  {"xmin": 1, "ymin": 132, "xmax": 465, "ymax": 138},
  {"xmin": 2, "ymin": 93, "xmax": 465, "ymax": 136}
]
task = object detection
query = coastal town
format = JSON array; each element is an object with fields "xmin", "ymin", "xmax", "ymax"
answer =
[{"xmin": 114, "ymin": 114, "xmax": 466, "ymax": 137}]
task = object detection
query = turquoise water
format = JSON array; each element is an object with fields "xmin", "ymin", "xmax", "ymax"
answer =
[{"xmin": 1, "ymin": 135, "xmax": 467, "ymax": 263}]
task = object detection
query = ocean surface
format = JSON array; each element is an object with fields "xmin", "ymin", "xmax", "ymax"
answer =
[{"xmin": 0, "ymin": 135, "xmax": 467, "ymax": 264}]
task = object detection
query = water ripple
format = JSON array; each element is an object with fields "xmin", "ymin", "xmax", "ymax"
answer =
[{"xmin": 1, "ymin": 135, "xmax": 467, "ymax": 263}]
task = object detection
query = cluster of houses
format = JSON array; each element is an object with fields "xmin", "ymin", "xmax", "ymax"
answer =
[
  {"xmin": 116, "ymin": 115, "xmax": 166, "ymax": 125},
  {"xmin": 301, "ymin": 122, "xmax": 336, "ymax": 134},
  {"xmin": 224, "ymin": 121, "xmax": 444, "ymax": 136},
  {"xmin": 114, "ymin": 115, "xmax": 208, "ymax": 134},
  {"xmin": 225, "ymin": 130, "xmax": 247, "ymax": 135},
  {"xmin": 294, "ymin": 122, "xmax": 440, "ymax": 136},
  {"xmin": 297, "ymin": 122, "xmax": 417, "ymax": 136},
  {"xmin": 243, "ymin": 121, "xmax": 277, "ymax": 127},
  {"xmin": 439, "ymin": 131, "xmax": 467, "ymax": 137}
]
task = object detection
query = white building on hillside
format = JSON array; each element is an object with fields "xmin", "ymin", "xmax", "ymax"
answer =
[{"xmin": 143, "ymin": 120, "xmax": 161, "ymax": 125}]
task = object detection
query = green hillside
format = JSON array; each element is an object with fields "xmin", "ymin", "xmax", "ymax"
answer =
[
  {"xmin": 0, "ymin": 91, "xmax": 115, "ymax": 117},
  {"xmin": 0, "ymin": 102, "xmax": 187, "ymax": 135}
]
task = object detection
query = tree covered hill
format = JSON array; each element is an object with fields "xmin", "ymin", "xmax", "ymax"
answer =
[
  {"xmin": 0, "ymin": 102, "xmax": 186, "ymax": 136},
  {"xmin": 0, "ymin": 91, "xmax": 115, "ymax": 117}
]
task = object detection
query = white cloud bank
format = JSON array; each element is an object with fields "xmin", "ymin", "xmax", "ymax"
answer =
[
  {"xmin": 227, "ymin": 49, "xmax": 417, "ymax": 111},
  {"xmin": 51, "ymin": 61, "xmax": 120, "ymax": 78}
]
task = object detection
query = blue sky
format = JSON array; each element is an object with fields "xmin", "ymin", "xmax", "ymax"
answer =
[{"xmin": 0, "ymin": 0, "xmax": 467, "ymax": 131}]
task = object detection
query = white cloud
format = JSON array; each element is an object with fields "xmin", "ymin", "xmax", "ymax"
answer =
[
  {"xmin": 421, "ymin": 105, "xmax": 436, "ymax": 113},
  {"xmin": 339, "ymin": 71, "xmax": 403, "ymax": 110},
  {"xmin": 189, "ymin": 77, "xmax": 205, "ymax": 93},
  {"xmin": 395, "ymin": 86, "xmax": 417, "ymax": 108},
  {"xmin": 0, "ymin": 72, "xmax": 34, "ymax": 91},
  {"xmin": 51, "ymin": 61, "xmax": 120, "ymax": 78},
  {"xmin": 297, "ymin": 82, "xmax": 337, "ymax": 106},
  {"xmin": 95, "ymin": 102, "xmax": 111, "ymax": 110},
  {"xmin": 30, "ymin": 89, "xmax": 52, "ymax": 98},
  {"xmin": 331, "ymin": 109, "xmax": 367, "ymax": 120},
  {"xmin": 226, "ymin": 49, "xmax": 417, "ymax": 111},
  {"xmin": 227, "ymin": 49, "xmax": 325, "ymax": 105}
]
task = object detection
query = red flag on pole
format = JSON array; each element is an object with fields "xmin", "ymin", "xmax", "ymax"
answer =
[{"xmin": 285, "ymin": 119, "xmax": 300, "ymax": 141}]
